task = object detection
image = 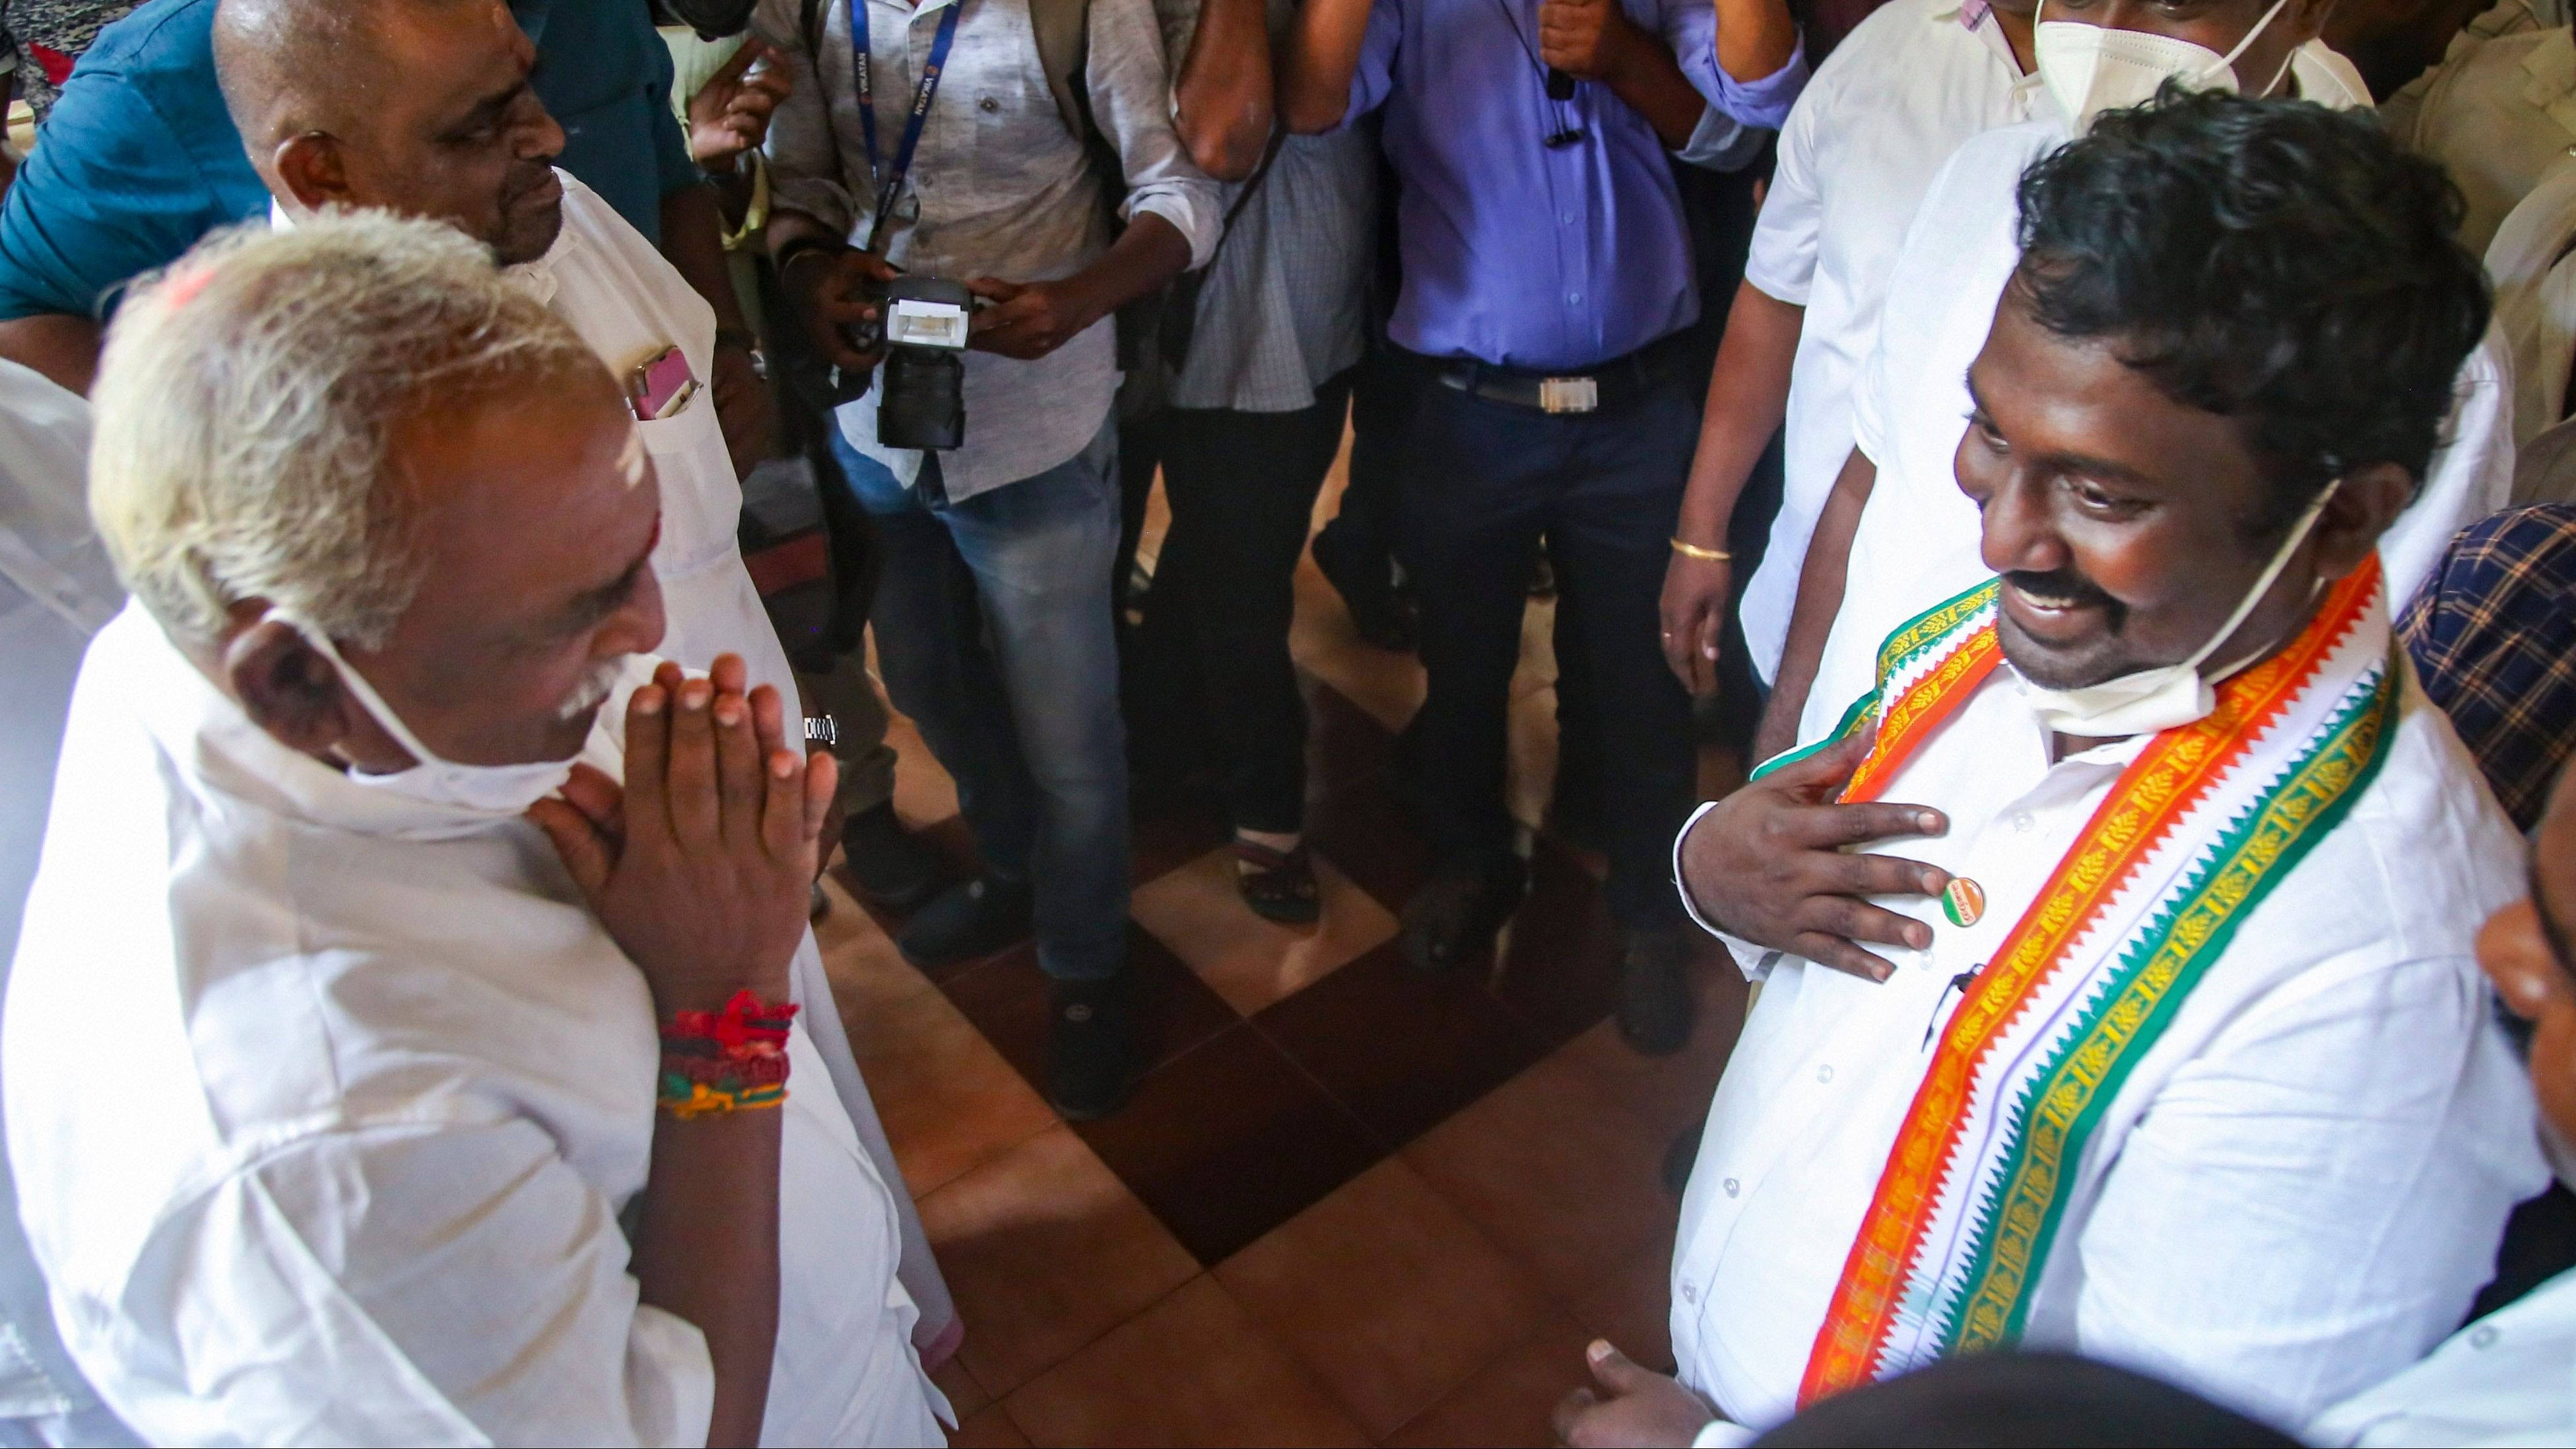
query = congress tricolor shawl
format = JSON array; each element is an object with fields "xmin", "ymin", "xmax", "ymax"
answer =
[{"xmin": 1759, "ymin": 556, "xmax": 2402, "ymax": 1405}]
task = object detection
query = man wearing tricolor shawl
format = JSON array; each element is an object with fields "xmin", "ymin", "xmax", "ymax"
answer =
[{"xmin": 1554, "ymin": 92, "xmax": 2548, "ymax": 1447}]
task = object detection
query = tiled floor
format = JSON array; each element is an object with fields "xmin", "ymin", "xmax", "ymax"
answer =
[{"xmin": 821, "ymin": 441, "xmax": 1753, "ymax": 1447}]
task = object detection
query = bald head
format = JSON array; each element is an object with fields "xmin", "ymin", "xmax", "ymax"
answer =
[{"xmin": 214, "ymin": 0, "xmax": 568, "ymax": 265}]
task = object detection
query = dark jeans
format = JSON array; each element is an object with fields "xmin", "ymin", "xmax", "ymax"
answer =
[
  {"xmin": 1399, "ymin": 357, "xmax": 1700, "ymax": 931},
  {"xmin": 830, "ymin": 422, "xmax": 1130, "ymax": 982},
  {"xmin": 1131, "ymin": 372, "xmax": 1356, "ymax": 834},
  {"xmin": 1315, "ymin": 341, "xmax": 1417, "ymax": 583}
]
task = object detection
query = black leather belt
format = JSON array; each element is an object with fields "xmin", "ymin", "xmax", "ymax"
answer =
[{"xmin": 1411, "ymin": 331, "xmax": 1696, "ymax": 415}]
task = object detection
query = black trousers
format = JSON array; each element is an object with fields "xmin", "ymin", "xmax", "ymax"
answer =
[
  {"xmin": 1399, "ymin": 358, "xmax": 1699, "ymax": 931},
  {"xmin": 1132, "ymin": 371, "xmax": 1357, "ymax": 834}
]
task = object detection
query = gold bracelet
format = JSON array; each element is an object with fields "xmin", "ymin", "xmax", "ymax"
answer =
[{"xmin": 1670, "ymin": 537, "xmax": 1732, "ymax": 563}]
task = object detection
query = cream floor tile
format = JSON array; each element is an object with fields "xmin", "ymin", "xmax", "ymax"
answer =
[
  {"xmin": 1131, "ymin": 846, "xmax": 1399, "ymax": 1016},
  {"xmin": 1005, "ymin": 1277, "xmax": 1370, "ymax": 1448},
  {"xmin": 923, "ymin": 1125, "xmax": 1202, "ymax": 1398},
  {"xmin": 1507, "ymin": 685, "xmax": 1561, "ymax": 835}
]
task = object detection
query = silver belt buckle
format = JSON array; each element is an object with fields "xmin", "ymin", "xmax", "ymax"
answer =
[{"xmin": 1539, "ymin": 376, "xmax": 1599, "ymax": 414}]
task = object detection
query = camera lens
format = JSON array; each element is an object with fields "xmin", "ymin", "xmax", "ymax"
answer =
[{"xmin": 877, "ymin": 348, "xmax": 966, "ymax": 451}]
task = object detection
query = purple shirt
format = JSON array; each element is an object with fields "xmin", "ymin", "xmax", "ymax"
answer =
[{"xmin": 1343, "ymin": 0, "xmax": 1806, "ymax": 370}]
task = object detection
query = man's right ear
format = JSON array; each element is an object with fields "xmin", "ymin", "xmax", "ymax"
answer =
[
  {"xmin": 271, "ymin": 132, "xmax": 352, "ymax": 213},
  {"xmin": 223, "ymin": 615, "xmax": 356, "ymax": 760}
]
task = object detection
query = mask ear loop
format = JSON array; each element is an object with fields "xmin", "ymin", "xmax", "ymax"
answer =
[
  {"xmin": 2204, "ymin": 0, "xmax": 2296, "ymax": 93},
  {"xmin": 264, "ymin": 607, "xmax": 448, "ymax": 773},
  {"xmin": 2183, "ymin": 476, "xmax": 2342, "ymax": 687}
]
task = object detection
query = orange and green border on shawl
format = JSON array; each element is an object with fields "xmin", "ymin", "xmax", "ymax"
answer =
[
  {"xmin": 1795, "ymin": 558, "xmax": 2389, "ymax": 1404},
  {"xmin": 1746, "ymin": 580, "xmax": 2003, "ymax": 787}
]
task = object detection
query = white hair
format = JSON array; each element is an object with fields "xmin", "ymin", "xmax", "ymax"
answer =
[{"xmin": 89, "ymin": 210, "xmax": 609, "ymax": 651}]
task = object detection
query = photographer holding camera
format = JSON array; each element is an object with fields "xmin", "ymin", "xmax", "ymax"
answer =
[{"xmin": 755, "ymin": 0, "xmax": 1217, "ymax": 1120}]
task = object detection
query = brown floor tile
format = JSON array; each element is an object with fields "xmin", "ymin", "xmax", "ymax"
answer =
[
  {"xmin": 1511, "ymin": 594, "xmax": 1561, "ymax": 699},
  {"xmin": 1506, "ymin": 685, "xmax": 1562, "ymax": 834},
  {"xmin": 1403, "ymin": 1050, "xmax": 1680, "ymax": 1304},
  {"xmin": 884, "ymin": 706, "xmax": 962, "ymax": 830},
  {"xmin": 1382, "ymin": 1312, "xmax": 1599, "ymax": 1449},
  {"xmin": 836, "ymin": 940, "xmax": 1057, "ymax": 1199},
  {"xmin": 1569, "ymin": 1221, "xmax": 1679, "ymax": 1374},
  {"xmin": 933, "ymin": 1355, "xmax": 993, "ymax": 1420},
  {"xmin": 1487, "ymin": 840, "xmax": 1622, "ymax": 1052},
  {"xmin": 942, "ymin": 924, "xmax": 1238, "ymax": 1093},
  {"xmin": 1131, "ymin": 795, "xmax": 1233, "ymax": 889},
  {"xmin": 1074, "ymin": 1024, "xmax": 1382, "ymax": 1264},
  {"xmin": 922, "ymin": 1125, "xmax": 1202, "ymax": 1397},
  {"xmin": 1004, "ymin": 1277, "xmax": 1370, "ymax": 1448},
  {"xmin": 1552, "ymin": 941, "xmax": 1751, "ymax": 1141},
  {"xmin": 1290, "ymin": 560, "xmax": 1427, "ymax": 737},
  {"xmin": 1252, "ymin": 941, "xmax": 1542, "ymax": 1149},
  {"xmin": 1306, "ymin": 776, "xmax": 1430, "ymax": 916},
  {"xmin": 1215, "ymin": 1158, "xmax": 1558, "ymax": 1438},
  {"xmin": 812, "ymin": 874, "xmax": 941, "ymax": 1019},
  {"xmin": 1135, "ymin": 846, "xmax": 1398, "ymax": 1016},
  {"xmin": 946, "ymin": 1404, "xmax": 1030, "ymax": 1448}
]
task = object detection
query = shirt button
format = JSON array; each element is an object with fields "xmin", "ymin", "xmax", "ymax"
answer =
[
  {"xmin": 1817, "ymin": 1065, "xmax": 1835, "ymax": 1084},
  {"xmin": 2012, "ymin": 811, "xmax": 2035, "ymax": 832},
  {"xmin": 1723, "ymin": 1178, "xmax": 1739, "ymax": 1197},
  {"xmin": 1567, "ymin": 292, "xmax": 1581, "ymax": 305},
  {"xmin": 979, "ymin": 96, "xmax": 999, "ymax": 112},
  {"xmin": 2470, "ymin": 1325, "xmax": 2501, "ymax": 1349},
  {"xmin": 1560, "ymin": 211, "xmax": 1574, "ymax": 224},
  {"xmin": 1681, "ymin": 1283, "xmax": 1698, "ymax": 1304}
]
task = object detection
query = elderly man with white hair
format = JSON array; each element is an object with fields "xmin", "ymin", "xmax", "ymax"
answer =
[{"xmin": 5, "ymin": 213, "xmax": 948, "ymax": 1447}]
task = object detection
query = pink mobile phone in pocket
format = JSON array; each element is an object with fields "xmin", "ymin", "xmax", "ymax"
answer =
[{"xmin": 627, "ymin": 344, "xmax": 698, "ymax": 422}]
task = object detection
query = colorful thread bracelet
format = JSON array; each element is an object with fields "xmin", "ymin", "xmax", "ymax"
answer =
[
  {"xmin": 659, "ymin": 1078, "xmax": 788, "ymax": 1120},
  {"xmin": 657, "ymin": 990, "xmax": 799, "ymax": 1118}
]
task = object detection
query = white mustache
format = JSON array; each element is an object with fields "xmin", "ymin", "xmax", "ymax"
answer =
[{"xmin": 554, "ymin": 657, "xmax": 628, "ymax": 722}]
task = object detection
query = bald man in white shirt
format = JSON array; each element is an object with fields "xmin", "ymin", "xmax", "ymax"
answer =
[
  {"xmin": 9, "ymin": 214, "xmax": 948, "ymax": 1446},
  {"xmin": 1560, "ymin": 93, "xmax": 2538, "ymax": 1448}
]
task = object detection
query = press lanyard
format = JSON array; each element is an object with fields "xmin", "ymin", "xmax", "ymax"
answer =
[{"xmin": 849, "ymin": 0, "xmax": 964, "ymax": 247}]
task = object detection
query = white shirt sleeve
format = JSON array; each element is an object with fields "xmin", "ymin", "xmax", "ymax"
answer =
[
  {"xmin": 2066, "ymin": 950, "xmax": 2545, "ymax": 1429},
  {"xmin": 1087, "ymin": 0, "xmax": 1225, "ymax": 268},
  {"xmin": 1741, "ymin": 77, "xmax": 1830, "ymax": 307},
  {"xmin": 114, "ymin": 1121, "xmax": 714, "ymax": 1448},
  {"xmin": 2380, "ymin": 322, "xmax": 2519, "ymax": 610}
]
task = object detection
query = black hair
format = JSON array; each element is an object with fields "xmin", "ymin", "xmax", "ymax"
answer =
[
  {"xmin": 2012, "ymin": 86, "xmax": 2492, "ymax": 539},
  {"xmin": 1753, "ymin": 1351, "xmax": 2301, "ymax": 1448}
]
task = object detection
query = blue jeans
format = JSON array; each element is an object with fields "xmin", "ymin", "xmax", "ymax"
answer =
[{"xmin": 830, "ymin": 422, "xmax": 1130, "ymax": 982}]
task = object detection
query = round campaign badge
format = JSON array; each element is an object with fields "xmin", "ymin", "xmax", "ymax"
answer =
[{"xmin": 1941, "ymin": 877, "xmax": 1987, "ymax": 929}]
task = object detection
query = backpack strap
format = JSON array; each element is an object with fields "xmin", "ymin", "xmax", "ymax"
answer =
[{"xmin": 1026, "ymin": 0, "xmax": 1094, "ymax": 147}]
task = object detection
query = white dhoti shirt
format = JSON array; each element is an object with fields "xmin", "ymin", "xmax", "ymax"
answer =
[
  {"xmin": 1673, "ymin": 613, "xmax": 2544, "ymax": 1432},
  {"xmin": 5, "ymin": 607, "xmax": 946, "ymax": 1446}
]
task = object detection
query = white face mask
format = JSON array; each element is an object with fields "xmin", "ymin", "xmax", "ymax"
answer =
[
  {"xmin": 2017, "ymin": 479, "xmax": 2339, "ymax": 739},
  {"xmin": 2034, "ymin": 0, "xmax": 2295, "ymax": 135},
  {"xmin": 272, "ymin": 609, "xmax": 593, "ymax": 821}
]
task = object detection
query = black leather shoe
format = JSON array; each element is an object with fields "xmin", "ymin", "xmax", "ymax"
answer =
[
  {"xmin": 1047, "ymin": 976, "xmax": 1135, "ymax": 1121},
  {"xmin": 1400, "ymin": 859, "xmax": 1531, "ymax": 974},
  {"xmin": 842, "ymin": 803, "xmax": 951, "ymax": 912},
  {"xmin": 896, "ymin": 876, "xmax": 1034, "ymax": 968},
  {"xmin": 1617, "ymin": 927, "xmax": 1696, "ymax": 1056}
]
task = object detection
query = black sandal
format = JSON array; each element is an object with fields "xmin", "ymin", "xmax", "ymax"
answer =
[{"xmin": 1235, "ymin": 839, "xmax": 1322, "ymax": 926}]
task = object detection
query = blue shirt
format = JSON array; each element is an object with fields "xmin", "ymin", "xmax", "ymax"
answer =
[
  {"xmin": 1343, "ymin": 0, "xmax": 1804, "ymax": 370},
  {"xmin": 0, "ymin": 0, "xmax": 697, "ymax": 321}
]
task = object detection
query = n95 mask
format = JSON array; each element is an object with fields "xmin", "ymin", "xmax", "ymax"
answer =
[
  {"xmin": 270, "ymin": 608, "xmax": 585, "ymax": 821},
  {"xmin": 2035, "ymin": 0, "xmax": 2294, "ymax": 135}
]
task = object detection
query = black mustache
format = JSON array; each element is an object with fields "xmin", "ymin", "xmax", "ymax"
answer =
[{"xmin": 2003, "ymin": 568, "xmax": 2128, "ymax": 632}]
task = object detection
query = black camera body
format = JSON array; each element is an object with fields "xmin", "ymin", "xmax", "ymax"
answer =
[{"xmin": 868, "ymin": 275, "xmax": 972, "ymax": 452}]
